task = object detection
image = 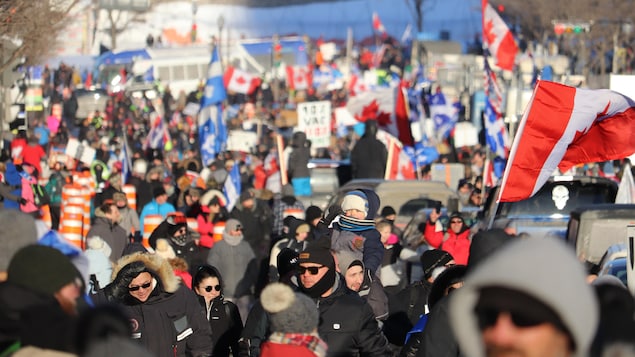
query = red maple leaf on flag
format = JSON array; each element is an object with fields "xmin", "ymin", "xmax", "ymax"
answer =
[
  {"xmin": 354, "ymin": 100, "xmax": 392, "ymax": 127},
  {"xmin": 235, "ymin": 75, "xmax": 247, "ymax": 85},
  {"xmin": 484, "ymin": 19, "xmax": 497, "ymax": 48}
]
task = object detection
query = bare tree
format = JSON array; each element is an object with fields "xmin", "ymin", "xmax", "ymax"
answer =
[{"xmin": 0, "ymin": 0, "xmax": 80, "ymax": 74}]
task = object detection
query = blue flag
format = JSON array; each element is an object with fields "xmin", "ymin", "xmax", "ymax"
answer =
[
  {"xmin": 199, "ymin": 46, "xmax": 228, "ymax": 165},
  {"xmin": 223, "ymin": 163, "xmax": 241, "ymax": 212}
]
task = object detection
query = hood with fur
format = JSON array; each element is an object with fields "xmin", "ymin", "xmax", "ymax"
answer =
[{"xmin": 111, "ymin": 252, "xmax": 180, "ymax": 294}]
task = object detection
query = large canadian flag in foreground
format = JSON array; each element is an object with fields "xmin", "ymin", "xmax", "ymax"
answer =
[
  {"xmin": 498, "ymin": 80, "xmax": 635, "ymax": 202},
  {"xmin": 482, "ymin": 0, "xmax": 518, "ymax": 71},
  {"xmin": 376, "ymin": 130, "xmax": 416, "ymax": 180},
  {"xmin": 224, "ymin": 66, "xmax": 261, "ymax": 94}
]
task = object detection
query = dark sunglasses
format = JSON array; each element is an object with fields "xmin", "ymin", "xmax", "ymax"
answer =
[
  {"xmin": 450, "ymin": 220, "xmax": 463, "ymax": 224},
  {"xmin": 204, "ymin": 285, "xmax": 221, "ymax": 292},
  {"xmin": 475, "ymin": 307, "xmax": 545, "ymax": 330},
  {"xmin": 128, "ymin": 281, "xmax": 152, "ymax": 292},
  {"xmin": 297, "ymin": 265, "xmax": 325, "ymax": 275}
]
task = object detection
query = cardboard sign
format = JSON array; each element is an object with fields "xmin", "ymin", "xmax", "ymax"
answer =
[
  {"xmin": 297, "ymin": 101, "xmax": 331, "ymax": 149},
  {"xmin": 65, "ymin": 138, "xmax": 96, "ymax": 165},
  {"xmin": 226, "ymin": 130, "xmax": 258, "ymax": 153}
]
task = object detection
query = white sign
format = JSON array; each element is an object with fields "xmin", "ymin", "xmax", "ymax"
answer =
[
  {"xmin": 297, "ymin": 101, "xmax": 331, "ymax": 149},
  {"xmin": 65, "ymin": 138, "xmax": 96, "ymax": 165},
  {"xmin": 226, "ymin": 130, "xmax": 258, "ymax": 153}
]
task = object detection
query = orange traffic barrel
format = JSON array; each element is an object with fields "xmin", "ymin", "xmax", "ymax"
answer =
[
  {"xmin": 143, "ymin": 214, "xmax": 163, "ymax": 248},
  {"xmin": 40, "ymin": 204, "xmax": 52, "ymax": 229},
  {"xmin": 60, "ymin": 204, "xmax": 85, "ymax": 250},
  {"xmin": 213, "ymin": 221, "xmax": 226, "ymax": 242},
  {"xmin": 122, "ymin": 184, "xmax": 137, "ymax": 211}
]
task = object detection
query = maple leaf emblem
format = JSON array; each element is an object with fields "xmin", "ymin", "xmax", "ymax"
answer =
[
  {"xmin": 484, "ymin": 19, "xmax": 497, "ymax": 46},
  {"xmin": 235, "ymin": 75, "xmax": 247, "ymax": 85}
]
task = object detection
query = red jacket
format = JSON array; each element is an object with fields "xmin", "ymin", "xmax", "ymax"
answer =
[{"xmin": 424, "ymin": 221, "xmax": 471, "ymax": 265}]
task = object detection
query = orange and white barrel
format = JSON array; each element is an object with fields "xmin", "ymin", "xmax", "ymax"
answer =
[
  {"xmin": 40, "ymin": 204, "xmax": 52, "ymax": 229},
  {"xmin": 143, "ymin": 214, "xmax": 163, "ymax": 248},
  {"xmin": 213, "ymin": 221, "xmax": 226, "ymax": 242},
  {"xmin": 122, "ymin": 184, "xmax": 137, "ymax": 211},
  {"xmin": 60, "ymin": 204, "xmax": 85, "ymax": 249}
]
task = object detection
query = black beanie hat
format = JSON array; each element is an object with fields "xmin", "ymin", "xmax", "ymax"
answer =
[
  {"xmin": 8, "ymin": 245, "xmax": 82, "ymax": 296},
  {"xmin": 305, "ymin": 205, "xmax": 323, "ymax": 223},
  {"xmin": 380, "ymin": 206, "xmax": 397, "ymax": 217},
  {"xmin": 420, "ymin": 249, "xmax": 454, "ymax": 280},
  {"xmin": 153, "ymin": 186, "xmax": 167, "ymax": 198},
  {"xmin": 298, "ymin": 238, "xmax": 335, "ymax": 271}
]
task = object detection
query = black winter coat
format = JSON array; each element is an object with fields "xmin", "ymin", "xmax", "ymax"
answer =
[
  {"xmin": 199, "ymin": 296, "xmax": 243, "ymax": 357},
  {"xmin": 287, "ymin": 131, "xmax": 311, "ymax": 179},
  {"xmin": 317, "ymin": 275, "xmax": 390, "ymax": 357},
  {"xmin": 350, "ymin": 135, "xmax": 387, "ymax": 179}
]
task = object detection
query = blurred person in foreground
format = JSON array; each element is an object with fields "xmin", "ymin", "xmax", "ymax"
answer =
[{"xmin": 449, "ymin": 238, "xmax": 598, "ymax": 357}]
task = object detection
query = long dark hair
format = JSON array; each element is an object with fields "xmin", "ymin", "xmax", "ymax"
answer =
[{"xmin": 192, "ymin": 264, "xmax": 224, "ymax": 294}]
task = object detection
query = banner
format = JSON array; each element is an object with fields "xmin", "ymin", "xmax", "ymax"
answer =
[
  {"xmin": 226, "ymin": 130, "xmax": 258, "ymax": 153},
  {"xmin": 297, "ymin": 101, "xmax": 331, "ymax": 149}
]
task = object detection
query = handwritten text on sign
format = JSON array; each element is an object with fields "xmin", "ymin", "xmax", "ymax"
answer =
[{"xmin": 297, "ymin": 101, "xmax": 331, "ymax": 149}]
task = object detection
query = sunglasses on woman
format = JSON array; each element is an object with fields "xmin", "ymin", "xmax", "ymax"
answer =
[
  {"xmin": 297, "ymin": 265, "xmax": 325, "ymax": 275},
  {"xmin": 128, "ymin": 281, "xmax": 152, "ymax": 292},
  {"xmin": 204, "ymin": 285, "xmax": 221, "ymax": 292}
]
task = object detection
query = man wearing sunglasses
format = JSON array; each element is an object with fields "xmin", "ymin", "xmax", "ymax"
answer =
[
  {"xmin": 449, "ymin": 238, "xmax": 598, "ymax": 357},
  {"xmin": 297, "ymin": 241, "xmax": 390, "ymax": 356}
]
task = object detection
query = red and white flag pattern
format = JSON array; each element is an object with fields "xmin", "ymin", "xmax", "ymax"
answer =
[
  {"xmin": 223, "ymin": 66, "xmax": 261, "ymax": 94},
  {"xmin": 286, "ymin": 65, "xmax": 311, "ymax": 91},
  {"xmin": 378, "ymin": 130, "xmax": 416, "ymax": 180},
  {"xmin": 482, "ymin": 0, "xmax": 518, "ymax": 71},
  {"xmin": 372, "ymin": 12, "xmax": 387, "ymax": 37},
  {"xmin": 499, "ymin": 80, "xmax": 635, "ymax": 202}
]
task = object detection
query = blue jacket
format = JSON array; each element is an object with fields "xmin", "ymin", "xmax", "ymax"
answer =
[{"xmin": 140, "ymin": 200, "xmax": 176, "ymax": 229}]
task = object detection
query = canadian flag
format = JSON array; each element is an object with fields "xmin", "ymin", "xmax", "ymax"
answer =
[
  {"xmin": 377, "ymin": 130, "xmax": 416, "ymax": 180},
  {"xmin": 348, "ymin": 73, "xmax": 370, "ymax": 97},
  {"xmin": 482, "ymin": 0, "xmax": 518, "ymax": 71},
  {"xmin": 286, "ymin": 65, "xmax": 311, "ymax": 91},
  {"xmin": 498, "ymin": 80, "xmax": 635, "ymax": 202},
  {"xmin": 372, "ymin": 12, "xmax": 387, "ymax": 37},
  {"xmin": 223, "ymin": 66, "xmax": 261, "ymax": 94}
]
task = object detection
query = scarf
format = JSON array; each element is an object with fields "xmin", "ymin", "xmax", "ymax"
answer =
[
  {"xmin": 336, "ymin": 215, "xmax": 376, "ymax": 232},
  {"xmin": 268, "ymin": 332, "xmax": 328, "ymax": 357},
  {"xmin": 223, "ymin": 232, "xmax": 243, "ymax": 246}
]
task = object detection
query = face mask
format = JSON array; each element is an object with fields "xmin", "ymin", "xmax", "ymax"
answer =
[
  {"xmin": 299, "ymin": 267, "xmax": 336, "ymax": 299},
  {"xmin": 171, "ymin": 232, "xmax": 189, "ymax": 246}
]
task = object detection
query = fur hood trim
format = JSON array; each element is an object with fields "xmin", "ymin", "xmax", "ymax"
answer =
[{"xmin": 112, "ymin": 252, "xmax": 180, "ymax": 293}]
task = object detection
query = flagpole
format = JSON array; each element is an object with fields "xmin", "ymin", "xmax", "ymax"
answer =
[{"xmin": 487, "ymin": 80, "xmax": 541, "ymax": 229}]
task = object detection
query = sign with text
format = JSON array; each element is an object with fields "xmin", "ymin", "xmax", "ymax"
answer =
[
  {"xmin": 297, "ymin": 101, "xmax": 331, "ymax": 149},
  {"xmin": 226, "ymin": 130, "xmax": 258, "ymax": 153}
]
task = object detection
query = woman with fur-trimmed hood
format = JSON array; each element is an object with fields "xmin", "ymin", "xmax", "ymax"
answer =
[{"xmin": 98, "ymin": 252, "xmax": 213, "ymax": 357}]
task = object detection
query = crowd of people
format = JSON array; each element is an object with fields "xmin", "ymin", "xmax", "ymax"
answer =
[{"xmin": 0, "ymin": 35, "xmax": 634, "ymax": 356}]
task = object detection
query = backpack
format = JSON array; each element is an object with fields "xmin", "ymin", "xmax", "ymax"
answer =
[{"xmin": 31, "ymin": 183, "xmax": 50, "ymax": 207}]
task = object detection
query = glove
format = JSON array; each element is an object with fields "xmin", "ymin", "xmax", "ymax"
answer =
[
  {"xmin": 19, "ymin": 198, "xmax": 27, "ymax": 205},
  {"xmin": 321, "ymin": 204, "xmax": 343, "ymax": 226}
]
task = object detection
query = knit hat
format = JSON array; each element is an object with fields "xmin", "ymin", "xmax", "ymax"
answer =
[
  {"xmin": 277, "ymin": 248, "xmax": 299, "ymax": 278},
  {"xmin": 8, "ymin": 245, "xmax": 83, "ymax": 296},
  {"xmin": 0, "ymin": 210, "xmax": 38, "ymax": 271},
  {"xmin": 380, "ymin": 206, "xmax": 397, "ymax": 217},
  {"xmin": 239, "ymin": 190, "xmax": 253, "ymax": 203},
  {"xmin": 153, "ymin": 186, "xmax": 167, "ymax": 198},
  {"xmin": 113, "ymin": 192, "xmax": 127, "ymax": 203},
  {"xmin": 225, "ymin": 219, "xmax": 242, "ymax": 233},
  {"xmin": 449, "ymin": 238, "xmax": 598, "ymax": 357},
  {"xmin": 336, "ymin": 250, "xmax": 364, "ymax": 273},
  {"xmin": 298, "ymin": 239, "xmax": 335, "ymax": 271},
  {"xmin": 420, "ymin": 249, "xmax": 454, "ymax": 280},
  {"xmin": 341, "ymin": 190, "xmax": 368, "ymax": 215},
  {"xmin": 296, "ymin": 223, "xmax": 310, "ymax": 234},
  {"xmin": 261, "ymin": 282, "xmax": 319, "ymax": 333},
  {"xmin": 305, "ymin": 205, "xmax": 323, "ymax": 223},
  {"xmin": 155, "ymin": 239, "xmax": 176, "ymax": 260},
  {"xmin": 86, "ymin": 236, "xmax": 112, "ymax": 259}
]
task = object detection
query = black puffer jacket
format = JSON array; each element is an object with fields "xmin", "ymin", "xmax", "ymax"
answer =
[
  {"xmin": 350, "ymin": 120, "xmax": 387, "ymax": 179},
  {"xmin": 317, "ymin": 274, "xmax": 390, "ymax": 357},
  {"xmin": 99, "ymin": 253, "xmax": 213, "ymax": 357}
]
